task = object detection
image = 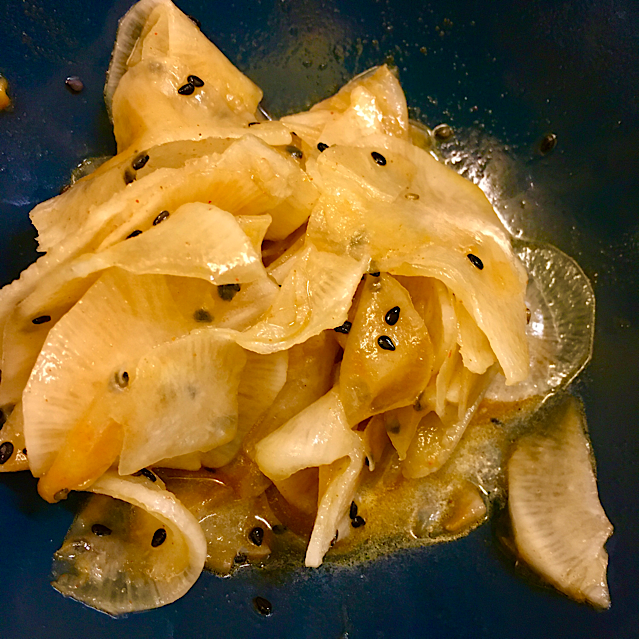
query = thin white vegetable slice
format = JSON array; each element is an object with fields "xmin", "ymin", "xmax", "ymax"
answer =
[
  {"xmin": 22, "ymin": 270, "xmax": 199, "ymax": 476},
  {"xmin": 52, "ymin": 470, "xmax": 206, "ymax": 615},
  {"xmin": 109, "ymin": 0, "xmax": 262, "ymax": 151},
  {"xmin": 201, "ymin": 350, "xmax": 288, "ymax": 469},
  {"xmin": 254, "ymin": 388, "xmax": 365, "ymax": 567},
  {"xmin": 118, "ymin": 329, "xmax": 245, "ymax": 475},
  {"xmin": 236, "ymin": 243, "xmax": 366, "ymax": 354},
  {"xmin": 508, "ymin": 396, "xmax": 613, "ymax": 608}
]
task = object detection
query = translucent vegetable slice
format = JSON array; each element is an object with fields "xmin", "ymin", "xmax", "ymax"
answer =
[
  {"xmin": 254, "ymin": 388, "xmax": 365, "ymax": 567},
  {"xmin": 23, "ymin": 270, "xmax": 200, "ymax": 477},
  {"xmin": 508, "ymin": 395, "xmax": 613, "ymax": 608},
  {"xmin": 339, "ymin": 273, "xmax": 434, "ymax": 424},
  {"xmin": 200, "ymin": 350, "xmax": 288, "ymax": 469},
  {"xmin": 236, "ymin": 243, "xmax": 366, "ymax": 354},
  {"xmin": 108, "ymin": 0, "xmax": 262, "ymax": 151},
  {"xmin": 486, "ymin": 241, "xmax": 595, "ymax": 402},
  {"xmin": 308, "ymin": 137, "xmax": 529, "ymax": 384},
  {"xmin": 52, "ymin": 470, "xmax": 206, "ymax": 615},
  {"xmin": 118, "ymin": 329, "xmax": 246, "ymax": 475}
]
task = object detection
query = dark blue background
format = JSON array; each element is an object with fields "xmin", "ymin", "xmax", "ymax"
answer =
[{"xmin": 1, "ymin": 1, "xmax": 638, "ymax": 637}]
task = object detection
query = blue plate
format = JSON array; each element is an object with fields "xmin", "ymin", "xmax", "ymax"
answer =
[{"xmin": 1, "ymin": 1, "xmax": 638, "ymax": 637}]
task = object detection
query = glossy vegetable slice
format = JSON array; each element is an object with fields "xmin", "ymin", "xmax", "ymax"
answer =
[
  {"xmin": 118, "ymin": 329, "xmax": 245, "ymax": 475},
  {"xmin": 52, "ymin": 470, "xmax": 206, "ymax": 615},
  {"xmin": 339, "ymin": 273, "xmax": 434, "ymax": 425},
  {"xmin": 254, "ymin": 388, "xmax": 365, "ymax": 567},
  {"xmin": 236, "ymin": 243, "xmax": 366, "ymax": 354},
  {"xmin": 108, "ymin": 0, "xmax": 262, "ymax": 151},
  {"xmin": 22, "ymin": 270, "xmax": 199, "ymax": 477},
  {"xmin": 508, "ymin": 396, "xmax": 612, "ymax": 608}
]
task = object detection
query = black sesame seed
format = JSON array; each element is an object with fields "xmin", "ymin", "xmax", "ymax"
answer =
[
  {"xmin": 384, "ymin": 306, "xmax": 400, "ymax": 326},
  {"xmin": 91, "ymin": 523, "xmax": 112, "ymax": 537},
  {"xmin": 285, "ymin": 145, "xmax": 303, "ymax": 160},
  {"xmin": 131, "ymin": 153, "xmax": 149, "ymax": 171},
  {"xmin": 151, "ymin": 528, "xmax": 167, "ymax": 547},
  {"xmin": 127, "ymin": 229, "xmax": 143, "ymax": 239},
  {"xmin": 405, "ymin": 192, "xmax": 420, "ymax": 200},
  {"xmin": 152, "ymin": 210, "xmax": 170, "ymax": 226},
  {"xmin": 351, "ymin": 515, "xmax": 366, "ymax": 528},
  {"xmin": 317, "ymin": 142, "xmax": 329, "ymax": 152},
  {"xmin": 234, "ymin": 552, "xmax": 248, "ymax": 564},
  {"xmin": 65, "ymin": 76, "xmax": 84, "ymax": 93},
  {"xmin": 188, "ymin": 14, "xmax": 201, "ymax": 29},
  {"xmin": 330, "ymin": 530, "xmax": 338, "ymax": 547},
  {"xmin": 187, "ymin": 74, "xmax": 204, "ymax": 87},
  {"xmin": 193, "ymin": 308, "xmax": 213, "ymax": 323},
  {"xmin": 349, "ymin": 501, "xmax": 358, "ymax": 519},
  {"xmin": 334, "ymin": 321, "xmax": 352, "ymax": 335},
  {"xmin": 60, "ymin": 183, "xmax": 71, "ymax": 194},
  {"xmin": 371, "ymin": 151, "xmax": 387, "ymax": 166},
  {"xmin": 271, "ymin": 524, "xmax": 286, "ymax": 535},
  {"xmin": 253, "ymin": 596, "xmax": 273, "ymax": 617},
  {"xmin": 364, "ymin": 456, "xmax": 370, "ymax": 467},
  {"xmin": 377, "ymin": 335, "xmax": 396, "ymax": 351},
  {"xmin": 490, "ymin": 417, "xmax": 502, "ymax": 426},
  {"xmin": 248, "ymin": 121, "xmax": 259, "ymax": 127},
  {"xmin": 32, "ymin": 315, "xmax": 51, "ymax": 325},
  {"xmin": 178, "ymin": 83, "xmax": 195, "ymax": 95},
  {"xmin": 133, "ymin": 468, "xmax": 157, "ymax": 482},
  {"xmin": 124, "ymin": 168, "xmax": 136, "ymax": 184},
  {"xmin": 467, "ymin": 253, "xmax": 484, "ymax": 270},
  {"xmin": 249, "ymin": 526, "xmax": 265, "ymax": 546},
  {"xmin": 0, "ymin": 441, "xmax": 14, "ymax": 465},
  {"xmin": 113, "ymin": 370, "xmax": 129, "ymax": 389},
  {"xmin": 369, "ymin": 272, "xmax": 381, "ymax": 277},
  {"xmin": 0, "ymin": 405, "xmax": 14, "ymax": 431},
  {"xmin": 433, "ymin": 123, "xmax": 453, "ymax": 140},
  {"xmin": 526, "ymin": 307, "xmax": 531, "ymax": 324},
  {"xmin": 22, "ymin": 448, "xmax": 26, "ymax": 455},
  {"xmin": 217, "ymin": 283, "xmax": 241, "ymax": 301},
  {"xmin": 539, "ymin": 133, "xmax": 557, "ymax": 155}
]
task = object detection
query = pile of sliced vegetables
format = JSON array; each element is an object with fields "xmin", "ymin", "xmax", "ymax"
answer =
[{"xmin": 0, "ymin": 0, "xmax": 612, "ymax": 615}]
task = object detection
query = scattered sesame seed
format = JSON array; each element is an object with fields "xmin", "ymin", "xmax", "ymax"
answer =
[
  {"xmin": 151, "ymin": 528, "xmax": 167, "ymax": 547},
  {"xmin": 405, "ymin": 192, "xmax": 420, "ymax": 200},
  {"xmin": 384, "ymin": 306, "xmax": 400, "ymax": 326},
  {"xmin": 248, "ymin": 121, "xmax": 259, "ymax": 127},
  {"xmin": 272, "ymin": 524, "xmax": 286, "ymax": 535},
  {"xmin": 153, "ymin": 210, "xmax": 170, "ymax": 225},
  {"xmin": 113, "ymin": 370, "xmax": 129, "ymax": 389},
  {"xmin": 369, "ymin": 272, "xmax": 381, "ymax": 277},
  {"xmin": 285, "ymin": 145, "xmax": 303, "ymax": 160},
  {"xmin": 234, "ymin": 553, "xmax": 248, "ymax": 564},
  {"xmin": 349, "ymin": 501, "xmax": 358, "ymax": 519},
  {"xmin": 193, "ymin": 309, "xmax": 213, "ymax": 323},
  {"xmin": 124, "ymin": 168, "xmax": 136, "ymax": 184},
  {"xmin": 32, "ymin": 315, "xmax": 51, "ymax": 325},
  {"xmin": 187, "ymin": 74, "xmax": 204, "ymax": 87},
  {"xmin": 133, "ymin": 468, "xmax": 157, "ymax": 482},
  {"xmin": 351, "ymin": 515, "xmax": 366, "ymax": 528},
  {"xmin": 467, "ymin": 253, "xmax": 484, "ymax": 270},
  {"xmin": 178, "ymin": 83, "xmax": 195, "ymax": 95},
  {"xmin": 253, "ymin": 596, "xmax": 273, "ymax": 616},
  {"xmin": 317, "ymin": 142, "xmax": 329, "ymax": 152},
  {"xmin": 188, "ymin": 15, "xmax": 201, "ymax": 29},
  {"xmin": 491, "ymin": 417, "xmax": 502, "ymax": 426},
  {"xmin": 377, "ymin": 335, "xmax": 396, "ymax": 351},
  {"xmin": 334, "ymin": 321, "xmax": 352, "ymax": 334},
  {"xmin": 0, "ymin": 441, "xmax": 13, "ymax": 464},
  {"xmin": 371, "ymin": 151, "xmax": 387, "ymax": 166},
  {"xmin": 218, "ymin": 283, "xmax": 241, "ymax": 301},
  {"xmin": 53, "ymin": 488, "xmax": 69, "ymax": 501},
  {"xmin": 91, "ymin": 523, "xmax": 112, "ymax": 537},
  {"xmin": 249, "ymin": 526, "xmax": 265, "ymax": 546},
  {"xmin": 127, "ymin": 229, "xmax": 143, "ymax": 239},
  {"xmin": 131, "ymin": 153, "xmax": 149, "ymax": 171},
  {"xmin": 539, "ymin": 133, "xmax": 557, "ymax": 155},
  {"xmin": 526, "ymin": 307, "xmax": 531, "ymax": 324},
  {"xmin": 65, "ymin": 76, "xmax": 84, "ymax": 93}
]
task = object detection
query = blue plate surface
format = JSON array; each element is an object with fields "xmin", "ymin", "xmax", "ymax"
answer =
[{"xmin": 1, "ymin": 1, "xmax": 638, "ymax": 637}]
